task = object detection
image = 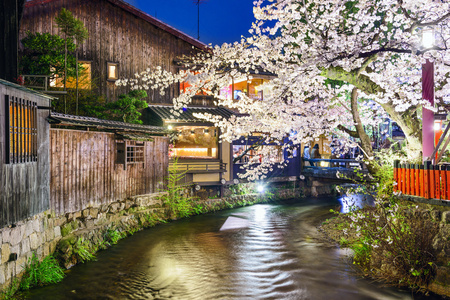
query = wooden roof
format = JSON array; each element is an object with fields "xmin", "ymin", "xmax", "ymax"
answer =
[{"xmin": 25, "ymin": 0, "xmax": 208, "ymax": 51}]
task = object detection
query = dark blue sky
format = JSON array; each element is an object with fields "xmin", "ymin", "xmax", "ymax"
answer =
[{"xmin": 124, "ymin": 0, "xmax": 256, "ymax": 46}]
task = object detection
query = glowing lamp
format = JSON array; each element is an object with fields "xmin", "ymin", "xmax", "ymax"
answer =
[
  {"xmin": 434, "ymin": 121, "xmax": 441, "ymax": 131},
  {"xmin": 168, "ymin": 125, "xmax": 173, "ymax": 130},
  {"xmin": 422, "ymin": 27, "xmax": 434, "ymax": 49},
  {"xmin": 257, "ymin": 185, "xmax": 265, "ymax": 193}
]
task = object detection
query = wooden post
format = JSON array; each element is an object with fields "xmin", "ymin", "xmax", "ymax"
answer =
[
  {"xmin": 430, "ymin": 163, "xmax": 435, "ymax": 199},
  {"xmin": 406, "ymin": 164, "xmax": 410, "ymax": 195},
  {"xmin": 424, "ymin": 162, "xmax": 430, "ymax": 199},
  {"xmin": 414, "ymin": 164, "xmax": 420, "ymax": 196},
  {"xmin": 446, "ymin": 165, "xmax": 450, "ymax": 200},
  {"xmin": 440, "ymin": 165, "xmax": 446, "ymax": 200}
]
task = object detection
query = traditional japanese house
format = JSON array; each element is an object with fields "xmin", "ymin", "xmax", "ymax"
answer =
[
  {"xmin": 46, "ymin": 112, "xmax": 169, "ymax": 215},
  {"xmin": 20, "ymin": 0, "xmax": 207, "ymax": 103},
  {"xmin": 145, "ymin": 105, "xmax": 237, "ymax": 198},
  {"xmin": 0, "ymin": 79, "xmax": 53, "ymax": 228}
]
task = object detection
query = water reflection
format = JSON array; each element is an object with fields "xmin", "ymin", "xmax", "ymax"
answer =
[
  {"xmin": 339, "ymin": 193, "xmax": 375, "ymax": 213},
  {"xmin": 25, "ymin": 198, "xmax": 442, "ymax": 300}
]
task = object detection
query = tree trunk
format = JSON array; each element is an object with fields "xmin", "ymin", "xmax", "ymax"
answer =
[{"xmin": 350, "ymin": 87, "xmax": 380, "ymax": 176}]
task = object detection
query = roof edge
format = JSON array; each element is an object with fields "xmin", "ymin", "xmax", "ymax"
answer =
[{"xmin": 25, "ymin": 0, "xmax": 210, "ymax": 51}]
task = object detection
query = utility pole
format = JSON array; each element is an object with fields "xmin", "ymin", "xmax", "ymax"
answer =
[{"xmin": 193, "ymin": 0, "xmax": 207, "ymax": 40}]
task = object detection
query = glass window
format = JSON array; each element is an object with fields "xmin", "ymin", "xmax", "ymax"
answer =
[
  {"xmin": 171, "ymin": 127, "xmax": 218, "ymax": 159},
  {"xmin": 107, "ymin": 62, "xmax": 119, "ymax": 81},
  {"xmin": 6, "ymin": 95, "xmax": 38, "ymax": 164},
  {"xmin": 49, "ymin": 61, "xmax": 92, "ymax": 89}
]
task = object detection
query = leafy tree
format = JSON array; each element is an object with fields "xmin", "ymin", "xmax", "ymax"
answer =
[
  {"xmin": 20, "ymin": 32, "xmax": 78, "ymax": 79},
  {"xmin": 88, "ymin": 90, "xmax": 148, "ymax": 124},
  {"xmin": 55, "ymin": 8, "xmax": 88, "ymax": 89}
]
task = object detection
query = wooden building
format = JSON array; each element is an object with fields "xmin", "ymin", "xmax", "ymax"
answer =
[
  {"xmin": 47, "ymin": 112, "xmax": 169, "ymax": 215},
  {"xmin": 0, "ymin": 79, "xmax": 53, "ymax": 228},
  {"xmin": 20, "ymin": 0, "xmax": 206, "ymax": 103}
]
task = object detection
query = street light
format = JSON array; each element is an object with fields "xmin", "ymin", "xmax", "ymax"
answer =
[{"xmin": 422, "ymin": 27, "xmax": 435, "ymax": 161}]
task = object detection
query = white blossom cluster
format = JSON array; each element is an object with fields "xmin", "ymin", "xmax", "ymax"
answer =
[{"xmin": 117, "ymin": 0, "xmax": 450, "ymax": 180}]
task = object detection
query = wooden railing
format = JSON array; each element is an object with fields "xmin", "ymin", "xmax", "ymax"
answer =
[
  {"xmin": 303, "ymin": 158, "xmax": 366, "ymax": 169},
  {"xmin": 170, "ymin": 161, "xmax": 227, "ymax": 173},
  {"xmin": 394, "ymin": 160, "xmax": 450, "ymax": 200}
]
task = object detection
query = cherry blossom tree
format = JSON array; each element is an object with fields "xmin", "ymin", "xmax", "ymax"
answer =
[{"xmin": 117, "ymin": 0, "xmax": 450, "ymax": 179}]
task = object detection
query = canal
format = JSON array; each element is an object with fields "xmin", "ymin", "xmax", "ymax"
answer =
[{"xmin": 25, "ymin": 197, "xmax": 441, "ymax": 299}]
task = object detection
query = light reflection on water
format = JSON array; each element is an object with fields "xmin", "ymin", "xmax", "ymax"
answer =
[{"xmin": 25, "ymin": 197, "xmax": 442, "ymax": 300}]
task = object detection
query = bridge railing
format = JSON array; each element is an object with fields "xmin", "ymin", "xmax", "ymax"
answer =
[
  {"xmin": 302, "ymin": 158, "xmax": 367, "ymax": 169},
  {"xmin": 394, "ymin": 160, "xmax": 450, "ymax": 200}
]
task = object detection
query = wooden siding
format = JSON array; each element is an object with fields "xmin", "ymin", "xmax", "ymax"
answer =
[
  {"xmin": 0, "ymin": 81, "xmax": 51, "ymax": 228},
  {"xmin": 49, "ymin": 129, "xmax": 168, "ymax": 215},
  {"xmin": 20, "ymin": 0, "xmax": 201, "ymax": 103}
]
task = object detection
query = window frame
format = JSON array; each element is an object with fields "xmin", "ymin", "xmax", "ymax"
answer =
[
  {"xmin": 107, "ymin": 62, "xmax": 119, "ymax": 81},
  {"xmin": 5, "ymin": 95, "xmax": 38, "ymax": 164}
]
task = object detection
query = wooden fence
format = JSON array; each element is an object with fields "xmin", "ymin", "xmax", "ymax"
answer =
[
  {"xmin": 50, "ymin": 129, "xmax": 169, "ymax": 215},
  {"xmin": 394, "ymin": 160, "xmax": 450, "ymax": 200}
]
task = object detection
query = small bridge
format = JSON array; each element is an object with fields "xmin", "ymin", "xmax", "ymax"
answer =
[{"xmin": 301, "ymin": 158, "xmax": 369, "ymax": 182}]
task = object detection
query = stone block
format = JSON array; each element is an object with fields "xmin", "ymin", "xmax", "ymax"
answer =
[
  {"xmin": 442, "ymin": 211, "xmax": 450, "ymax": 223},
  {"xmin": 1, "ymin": 244, "xmax": 10, "ymax": 264},
  {"xmin": 43, "ymin": 243, "xmax": 50, "ymax": 257},
  {"xmin": 31, "ymin": 219, "xmax": 40, "ymax": 232},
  {"xmin": 54, "ymin": 226, "xmax": 61, "ymax": 239},
  {"xmin": 9, "ymin": 226, "xmax": 23, "ymax": 247},
  {"xmin": 10, "ymin": 244, "xmax": 20, "ymax": 258},
  {"xmin": 109, "ymin": 203, "xmax": 119, "ymax": 213},
  {"xmin": 24, "ymin": 222, "xmax": 34, "ymax": 238},
  {"xmin": 21, "ymin": 238, "xmax": 30, "ymax": 255},
  {"xmin": 430, "ymin": 210, "xmax": 442, "ymax": 222},
  {"xmin": 73, "ymin": 211, "xmax": 82, "ymax": 220},
  {"xmin": 0, "ymin": 264, "xmax": 5, "ymax": 285},
  {"xmin": 0, "ymin": 232, "xmax": 2, "ymax": 245},
  {"xmin": 90, "ymin": 208, "xmax": 99, "ymax": 219},
  {"xmin": 29, "ymin": 233, "xmax": 39, "ymax": 250},
  {"xmin": 82, "ymin": 209, "xmax": 91, "ymax": 219},
  {"xmin": 15, "ymin": 255, "xmax": 27, "ymax": 275},
  {"xmin": 6, "ymin": 261, "xmax": 15, "ymax": 280}
]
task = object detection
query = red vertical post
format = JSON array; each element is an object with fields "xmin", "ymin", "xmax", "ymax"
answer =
[
  {"xmin": 434, "ymin": 165, "xmax": 440, "ymax": 199},
  {"xmin": 446, "ymin": 165, "xmax": 450, "ymax": 200},
  {"xmin": 419, "ymin": 164, "xmax": 424, "ymax": 197},
  {"xmin": 401, "ymin": 164, "xmax": 407, "ymax": 194},
  {"xmin": 430, "ymin": 162, "xmax": 435, "ymax": 199},
  {"xmin": 415, "ymin": 164, "xmax": 420, "ymax": 196},
  {"xmin": 440, "ymin": 165, "xmax": 446, "ymax": 200},
  {"xmin": 405, "ymin": 164, "xmax": 410, "ymax": 195},
  {"xmin": 424, "ymin": 162, "xmax": 430, "ymax": 199}
]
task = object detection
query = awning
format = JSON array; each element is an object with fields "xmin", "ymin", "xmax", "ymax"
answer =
[{"xmin": 148, "ymin": 105, "xmax": 237, "ymax": 123}]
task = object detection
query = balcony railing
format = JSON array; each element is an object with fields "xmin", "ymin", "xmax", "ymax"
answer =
[
  {"xmin": 21, "ymin": 75, "xmax": 67, "ymax": 95},
  {"xmin": 170, "ymin": 161, "xmax": 227, "ymax": 173}
]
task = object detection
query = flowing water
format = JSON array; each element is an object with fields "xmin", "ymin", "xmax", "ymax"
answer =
[{"xmin": 25, "ymin": 197, "xmax": 443, "ymax": 299}]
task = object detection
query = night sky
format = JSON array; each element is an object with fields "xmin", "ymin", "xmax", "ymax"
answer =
[{"xmin": 124, "ymin": 0, "xmax": 256, "ymax": 46}]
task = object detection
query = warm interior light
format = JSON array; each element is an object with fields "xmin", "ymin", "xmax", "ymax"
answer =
[
  {"xmin": 168, "ymin": 125, "xmax": 173, "ymax": 130},
  {"xmin": 320, "ymin": 161, "xmax": 328, "ymax": 167},
  {"xmin": 172, "ymin": 148, "xmax": 217, "ymax": 157},
  {"xmin": 422, "ymin": 27, "xmax": 434, "ymax": 48}
]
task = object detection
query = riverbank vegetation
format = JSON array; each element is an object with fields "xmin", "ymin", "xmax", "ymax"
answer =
[{"xmin": 321, "ymin": 158, "xmax": 450, "ymax": 296}]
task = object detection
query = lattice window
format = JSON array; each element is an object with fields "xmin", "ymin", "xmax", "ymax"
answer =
[
  {"xmin": 5, "ymin": 95, "xmax": 38, "ymax": 164},
  {"xmin": 126, "ymin": 141, "xmax": 145, "ymax": 164}
]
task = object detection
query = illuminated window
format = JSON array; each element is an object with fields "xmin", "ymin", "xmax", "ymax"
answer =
[
  {"xmin": 171, "ymin": 127, "xmax": 218, "ymax": 159},
  {"xmin": 107, "ymin": 62, "xmax": 119, "ymax": 81},
  {"xmin": 49, "ymin": 61, "xmax": 92, "ymax": 89},
  {"xmin": 5, "ymin": 95, "xmax": 38, "ymax": 164}
]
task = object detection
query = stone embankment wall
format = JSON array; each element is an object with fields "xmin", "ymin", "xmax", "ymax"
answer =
[{"xmin": 0, "ymin": 181, "xmax": 334, "ymax": 292}]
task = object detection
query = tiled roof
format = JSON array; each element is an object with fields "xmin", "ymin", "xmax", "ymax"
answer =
[
  {"xmin": 25, "ymin": 0, "xmax": 208, "ymax": 51},
  {"xmin": 0, "ymin": 78, "xmax": 55, "ymax": 100},
  {"xmin": 47, "ymin": 112, "xmax": 168, "ymax": 134},
  {"xmin": 148, "ymin": 105, "xmax": 237, "ymax": 123}
]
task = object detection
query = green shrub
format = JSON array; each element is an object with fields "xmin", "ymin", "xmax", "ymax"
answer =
[
  {"xmin": 19, "ymin": 253, "xmax": 65, "ymax": 291},
  {"xmin": 73, "ymin": 238, "xmax": 95, "ymax": 263}
]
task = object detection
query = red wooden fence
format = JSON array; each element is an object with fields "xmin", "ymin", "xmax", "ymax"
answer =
[{"xmin": 394, "ymin": 160, "xmax": 450, "ymax": 200}]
